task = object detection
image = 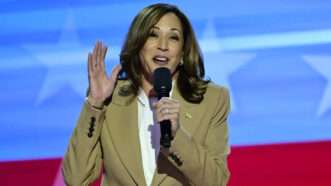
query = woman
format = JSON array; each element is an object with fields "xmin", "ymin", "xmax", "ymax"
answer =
[{"xmin": 62, "ymin": 3, "xmax": 230, "ymax": 186}]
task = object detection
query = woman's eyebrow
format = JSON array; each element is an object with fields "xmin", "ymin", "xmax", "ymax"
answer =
[
  {"xmin": 152, "ymin": 26, "xmax": 160, "ymax": 30},
  {"xmin": 152, "ymin": 26, "xmax": 181, "ymax": 33},
  {"xmin": 170, "ymin": 28, "xmax": 181, "ymax": 33}
]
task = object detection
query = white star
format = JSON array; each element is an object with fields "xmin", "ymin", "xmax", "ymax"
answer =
[
  {"xmin": 23, "ymin": 12, "xmax": 88, "ymax": 103},
  {"xmin": 303, "ymin": 55, "xmax": 331, "ymax": 116},
  {"xmin": 24, "ymin": 11, "xmax": 120, "ymax": 104},
  {"xmin": 200, "ymin": 20, "xmax": 256, "ymax": 111}
]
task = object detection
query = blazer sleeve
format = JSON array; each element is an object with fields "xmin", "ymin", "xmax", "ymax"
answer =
[
  {"xmin": 168, "ymin": 87, "xmax": 231, "ymax": 186},
  {"xmin": 62, "ymin": 101, "xmax": 106, "ymax": 186}
]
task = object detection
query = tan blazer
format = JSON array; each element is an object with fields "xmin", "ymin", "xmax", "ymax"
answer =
[{"xmin": 62, "ymin": 80, "xmax": 230, "ymax": 186}]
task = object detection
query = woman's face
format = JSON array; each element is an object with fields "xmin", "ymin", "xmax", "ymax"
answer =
[{"xmin": 139, "ymin": 13, "xmax": 184, "ymax": 81}]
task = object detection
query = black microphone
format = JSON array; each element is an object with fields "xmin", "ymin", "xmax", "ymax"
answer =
[{"xmin": 153, "ymin": 67, "xmax": 173, "ymax": 148}]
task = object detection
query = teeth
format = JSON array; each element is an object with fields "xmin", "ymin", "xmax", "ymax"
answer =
[{"xmin": 154, "ymin": 56, "xmax": 168, "ymax": 62}]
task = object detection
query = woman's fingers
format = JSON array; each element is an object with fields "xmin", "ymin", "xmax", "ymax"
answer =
[
  {"xmin": 162, "ymin": 107, "xmax": 179, "ymax": 115},
  {"xmin": 154, "ymin": 98, "xmax": 180, "ymax": 122},
  {"xmin": 89, "ymin": 41, "xmax": 108, "ymax": 75},
  {"xmin": 154, "ymin": 98, "xmax": 180, "ymax": 111},
  {"xmin": 92, "ymin": 41, "xmax": 108, "ymax": 73},
  {"xmin": 92, "ymin": 42, "xmax": 98, "ymax": 69},
  {"xmin": 157, "ymin": 108, "xmax": 179, "ymax": 121},
  {"xmin": 110, "ymin": 64, "xmax": 122, "ymax": 82},
  {"xmin": 96, "ymin": 41, "xmax": 102, "ymax": 69},
  {"xmin": 100, "ymin": 45, "xmax": 107, "ymax": 72},
  {"xmin": 88, "ymin": 53, "xmax": 94, "ymax": 77},
  {"xmin": 91, "ymin": 41, "xmax": 103, "ymax": 70},
  {"xmin": 154, "ymin": 98, "xmax": 181, "ymax": 135},
  {"xmin": 158, "ymin": 112, "xmax": 178, "ymax": 123},
  {"xmin": 159, "ymin": 97, "xmax": 180, "ymax": 105}
]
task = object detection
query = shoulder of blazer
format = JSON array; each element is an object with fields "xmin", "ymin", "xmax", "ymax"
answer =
[
  {"xmin": 205, "ymin": 82, "xmax": 230, "ymax": 103},
  {"xmin": 110, "ymin": 79, "xmax": 136, "ymax": 106}
]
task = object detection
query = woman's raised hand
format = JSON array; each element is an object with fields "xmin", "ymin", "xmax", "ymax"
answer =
[{"xmin": 87, "ymin": 41, "xmax": 122, "ymax": 108}]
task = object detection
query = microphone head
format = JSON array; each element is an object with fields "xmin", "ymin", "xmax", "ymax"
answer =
[{"xmin": 153, "ymin": 67, "xmax": 172, "ymax": 95}]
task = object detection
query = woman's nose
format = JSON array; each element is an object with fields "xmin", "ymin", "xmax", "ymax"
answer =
[{"xmin": 157, "ymin": 37, "xmax": 169, "ymax": 51}]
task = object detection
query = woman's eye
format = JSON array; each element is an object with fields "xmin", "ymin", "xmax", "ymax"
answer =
[
  {"xmin": 170, "ymin": 35, "xmax": 180, "ymax": 41},
  {"xmin": 149, "ymin": 32, "xmax": 158, "ymax": 37}
]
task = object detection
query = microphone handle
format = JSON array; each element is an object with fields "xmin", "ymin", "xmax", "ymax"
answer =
[
  {"xmin": 158, "ymin": 89, "xmax": 172, "ymax": 148},
  {"xmin": 160, "ymin": 120, "xmax": 172, "ymax": 148}
]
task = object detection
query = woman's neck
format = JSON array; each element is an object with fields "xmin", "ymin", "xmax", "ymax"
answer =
[{"xmin": 141, "ymin": 76, "xmax": 153, "ymax": 96}]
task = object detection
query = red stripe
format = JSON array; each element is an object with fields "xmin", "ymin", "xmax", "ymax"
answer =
[
  {"xmin": 0, "ymin": 158, "xmax": 59, "ymax": 186},
  {"xmin": 228, "ymin": 141, "xmax": 331, "ymax": 186},
  {"xmin": 0, "ymin": 158, "xmax": 101, "ymax": 186},
  {"xmin": 1, "ymin": 141, "xmax": 330, "ymax": 186}
]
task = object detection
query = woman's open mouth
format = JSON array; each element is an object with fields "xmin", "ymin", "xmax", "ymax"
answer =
[{"xmin": 153, "ymin": 55, "xmax": 169, "ymax": 65}]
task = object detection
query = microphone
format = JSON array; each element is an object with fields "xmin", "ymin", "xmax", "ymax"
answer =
[{"xmin": 153, "ymin": 67, "xmax": 172, "ymax": 148}]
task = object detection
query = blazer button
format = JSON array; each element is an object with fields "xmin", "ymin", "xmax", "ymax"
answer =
[
  {"xmin": 88, "ymin": 117, "xmax": 96, "ymax": 138},
  {"xmin": 90, "ymin": 117, "xmax": 96, "ymax": 127},
  {"xmin": 90, "ymin": 122, "xmax": 95, "ymax": 127},
  {"xmin": 169, "ymin": 153, "xmax": 182, "ymax": 166},
  {"xmin": 169, "ymin": 153, "xmax": 177, "ymax": 160},
  {"xmin": 89, "ymin": 126, "xmax": 95, "ymax": 134}
]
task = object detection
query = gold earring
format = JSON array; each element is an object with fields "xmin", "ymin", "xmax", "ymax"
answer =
[{"xmin": 180, "ymin": 58, "xmax": 184, "ymax": 66}]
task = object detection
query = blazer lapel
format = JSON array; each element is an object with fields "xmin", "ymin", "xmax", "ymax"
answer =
[
  {"xmin": 151, "ymin": 84, "xmax": 203, "ymax": 185},
  {"xmin": 107, "ymin": 92, "xmax": 146, "ymax": 185}
]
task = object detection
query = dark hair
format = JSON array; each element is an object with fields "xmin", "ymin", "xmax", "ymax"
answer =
[{"xmin": 119, "ymin": 3, "xmax": 209, "ymax": 103}]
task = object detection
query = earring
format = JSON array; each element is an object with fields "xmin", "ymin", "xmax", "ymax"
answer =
[{"xmin": 180, "ymin": 58, "xmax": 184, "ymax": 66}]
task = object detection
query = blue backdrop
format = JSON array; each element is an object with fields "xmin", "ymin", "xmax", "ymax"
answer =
[{"xmin": 1, "ymin": 0, "xmax": 331, "ymax": 161}]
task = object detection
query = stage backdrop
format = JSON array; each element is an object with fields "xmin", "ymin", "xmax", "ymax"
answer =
[{"xmin": 1, "ymin": 0, "xmax": 331, "ymax": 185}]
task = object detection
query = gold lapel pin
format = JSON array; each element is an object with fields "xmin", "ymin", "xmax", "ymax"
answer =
[{"xmin": 184, "ymin": 112, "xmax": 192, "ymax": 119}]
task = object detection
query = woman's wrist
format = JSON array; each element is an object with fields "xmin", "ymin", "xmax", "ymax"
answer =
[{"xmin": 86, "ymin": 96, "xmax": 104, "ymax": 110}]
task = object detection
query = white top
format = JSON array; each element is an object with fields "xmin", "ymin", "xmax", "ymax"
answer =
[
  {"xmin": 137, "ymin": 86, "xmax": 173, "ymax": 186},
  {"xmin": 137, "ymin": 89, "xmax": 160, "ymax": 186}
]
